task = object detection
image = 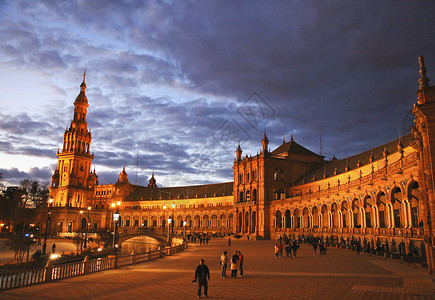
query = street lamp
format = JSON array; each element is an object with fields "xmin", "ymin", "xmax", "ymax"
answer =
[
  {"xmin": 113, "ymin": 208, "xmax": 120, "ymax": 255},
  {"xmin": 42, "ymin": 197, "xmax": 53, "ymax": 255},
  {"xmin": 84, "ymin": 206, "xmax": 91, "ymax": 249},
  {"xmin": 170, "ymin": 203, "xmax": 175, "ymax": 242}
]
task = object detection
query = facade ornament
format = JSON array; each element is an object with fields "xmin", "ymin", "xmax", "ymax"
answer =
[{"xmin": 418, "ymin": 55, "xmax": 430, "ymax": 90}]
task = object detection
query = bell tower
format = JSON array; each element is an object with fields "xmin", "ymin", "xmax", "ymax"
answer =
[{"xmin": 50, "ymin": 72, "xmax": 96, "ymax": 208}]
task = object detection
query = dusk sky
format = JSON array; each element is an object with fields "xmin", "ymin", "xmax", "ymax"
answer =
[{"xmin": 1, "ymin": 0, "xmax": 435, "ymax": 188}]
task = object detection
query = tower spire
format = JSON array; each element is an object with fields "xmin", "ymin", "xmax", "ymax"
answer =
[
  {"xmin": 261, "ymin": 129, "xmax": 269, "ymax": 153},
  {"xmin": 80, "ymin": 69, "xmax": 87, "ymax": 91},
  {"xmin": 418, "ymin": 55, "xmax": 430, "ymax": 90}
]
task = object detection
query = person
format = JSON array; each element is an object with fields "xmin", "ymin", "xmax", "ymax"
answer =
[
  {"xmin": 228, "ymin": 238, "xmax": 231, "ymax": 248},
  {"xmin": 322, "ymin": 241, "xmax": 328, "ymax": 255},
  {"xmin": 230, "ymin": 251, "xmax": 238, "ymax": 278},
  {"xmin": 220, "ymin": 251, "xmax": 229, "ymax": 278},
  {"xmin": 52, "ymin": 243, "xmax": 56, "ymax": 254},
  {"xmin": 285, "ymin": 241, "xmax": 291, "ymax": 258},
  {"xmin": 277, "ymin": 241, "xmax": 283, "ymax": 257},
  {"xmin": 193, "ymin": 259, "xmax": 210, "ymax": 298},
  {"xmin": 292, "ymin": 240, "xmax": 299, "ymax": 257},
  {"xmin": 313, "ymin": 240, "xmax": 318, "ymax": 255},
  {"xmin": 274, "ymin": 244, "xmax": 279, "ymax": 258},
  {"xmin": 238, "ymin": 251, "xmax": 244, "ymax": 277}
]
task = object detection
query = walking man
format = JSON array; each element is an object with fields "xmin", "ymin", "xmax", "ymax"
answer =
[
  {"xmin": 193, "ymin": 259, "xmax": 210, "ymax": 298},
  {"xmin": 220, "ymin": 251, "xmax": 229, "ymax": 278}
]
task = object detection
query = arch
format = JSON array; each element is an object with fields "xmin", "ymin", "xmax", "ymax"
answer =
[
  {"xmin": 251, "ymin": 211, "xmax": 257, "ymax": 233},
  {"xmin": 391, "ymin": 186, "xmax": 403, "ymax": 228},
  {"xmin": 331, "ymin": 203, "xmax": 339, "ymax": 228},
  {"xmin": 219, "ymin": 214, "xmax": 226, "ymax": 228},
  {"xmin": 294, "ymin": 208, "xmax": 301, "ymax": 228},
  {"xmin": 302, "ymin": 207, "xmax": 310, "ymax": 228},
  {"xmin": 244, "ymin": 211, "xmax": 250, "ymax": 233},
  {"xmin": 193, "ymin": 215, "xmax": 201, "ymax": 228},
  {"xmin": 203, "ymin": 215, "xmax": 209, "ymax": 228},
  {"xmin": 341, "ymin": 201, "xmax": 349, "ymax": 228},
  {"xmin": 363, "ymin": 195, "xmax": 374, "ymax": 228},
  {"xmin": 284, "ymin": 209, "xmax": 291, "ymax": 228},
  {"xmin": 211, "ymin": 214, "xmax": 218, "ymax": 228},
  {"xmin": 312, "ymin": 206, "xmax": 319, "ymax": 228},
  {"xmin": 351, "ymin": 198, "xmax": 361, "ymax": 228},
  {"xmin": 275, "ymin": 210, "xmax": 283, "ymax": 228},
  {"xmin": 238, "ymin": 212, "xmax": 243, "ymax": 232},
  {"xmin": 321, "ymin": 204, "xmax": 328, "ymax": 228},
  {"xmin": 228, "ymin": 214, "xmax": 234, "ymax": 230},
  {"xmin": 376, "ymin": 191, "xmax": 388, "ymax": 228},
  {"xmin": 239, "ymin": 191, "xmax": 244, "ymax": 202},
  {"xmin": 81, "ymin": 218, "xmax": 87, "ymax": 231},
  {"xmin": 408, "ymin": 180, "xmax": 421, "ymax": 228}
]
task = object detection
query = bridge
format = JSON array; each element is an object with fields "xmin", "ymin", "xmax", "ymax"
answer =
[{"xmin": 117, "ymin": 228, "xmax": 169, "ymax": 245}]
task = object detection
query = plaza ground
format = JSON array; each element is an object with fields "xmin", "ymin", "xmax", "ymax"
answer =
[{"xmin": 1, "ymin": 237, "xmax": 434, "ymax": 299}]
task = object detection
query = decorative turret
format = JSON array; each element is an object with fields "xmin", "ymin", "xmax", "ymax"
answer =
[
  {"xmin": 148, "ymin": 172, "xmax": 157, "ymax": 188},
  {"xmin": 236, "ymin": 143, "xmax": 243, "ymax": 161},
  {"xmin": 117, "ymin": 165, "xmax": 129, "ymax": 184},
  {"xmin": 261, "ymin": 129, "xmax": 269, "ymax": 153},
  {"xmin": 417, "ymin": 55, "xmax": 435, "ymax": 105}
]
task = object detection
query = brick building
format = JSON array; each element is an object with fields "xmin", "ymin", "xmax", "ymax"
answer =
[{"xmin": 37, "ymin": 57, "xmax": 435, "ymax": 275}]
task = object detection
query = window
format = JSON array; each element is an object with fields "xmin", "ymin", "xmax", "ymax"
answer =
[{"xmin": 273, "ymin": 169, "xmax": 278, "ymax": 181}]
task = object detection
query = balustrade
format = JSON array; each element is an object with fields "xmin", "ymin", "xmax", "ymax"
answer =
[{"xmin": 0, "ymin": 242, "xmax": 188, "ymax": 291}]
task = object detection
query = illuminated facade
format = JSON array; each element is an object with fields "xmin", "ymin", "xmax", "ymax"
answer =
[{"xmin": 39, "ymin": 57, "xmax": 435, "ymax": 274}]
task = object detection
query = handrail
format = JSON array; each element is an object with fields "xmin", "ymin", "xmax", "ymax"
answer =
[{"xmin": 0, "ymin": 242, "xmax": 188, "ymax": 291}]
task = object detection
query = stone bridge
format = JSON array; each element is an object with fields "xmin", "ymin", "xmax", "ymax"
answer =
[{"xmin": 117, "ymin": 228, "xmax": 168, "ymax": 245}]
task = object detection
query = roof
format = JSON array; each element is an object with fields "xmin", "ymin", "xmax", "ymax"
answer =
[
  {"xmin": 74, "ymin": 90, "xmax": 88, "ymax": 104},
  {"xmin": 296, "ymin": 133, "xmax": 413, "ymax": 185},
  {"xmin": 271, "ymin": 139, "xmax": 323, "ymax": 158},
  {"xmin": 125, "ymin": 182, "xmax": 234, "ymax": 201}
]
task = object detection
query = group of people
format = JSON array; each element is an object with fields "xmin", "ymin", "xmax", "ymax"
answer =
[
  {"xmin": 193, "ymin": 249, "xmax": 244, "ymax": 298},
  {"xmin": 220, "ymin": 250, "xmax": 244, "ymax": 278},
  {"xmin": 186, "ymin": 233, "xmax": 211, "ymax": 245},
  {"xmin": 275, "ymin": 239, "xmax": 300, "ymax": 258}
]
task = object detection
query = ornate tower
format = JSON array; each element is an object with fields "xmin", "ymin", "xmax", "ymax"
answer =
[
  {"xmin": 50, "ymin": 72, "xmax": 96, "ymax": 208},
  {"xmin": 261, "ymin": 130, "xmax": 269, "ymax": 154},
  {"xmin": 412, "ymin": 55, "xmax": 435, "ymax": 275}
]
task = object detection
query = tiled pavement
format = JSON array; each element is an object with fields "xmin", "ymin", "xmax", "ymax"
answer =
[{"xmin": 1, "ymin": 238, "xmax": 434, "ymax": 299}]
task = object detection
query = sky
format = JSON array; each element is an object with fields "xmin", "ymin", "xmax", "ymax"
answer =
[{"xmin": 1, "ymin": 0, "xmax": 435, "ymax": 188}]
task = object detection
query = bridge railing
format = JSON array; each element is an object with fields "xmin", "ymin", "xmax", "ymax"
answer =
[{"xmin": 0, "ymin": 242, "xmax": 188, "ymax": 291}]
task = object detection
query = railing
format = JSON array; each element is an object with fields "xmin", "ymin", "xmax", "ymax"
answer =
[{"xmin": 0, "ymin": 242, "xmax": 188, "ymax": 291}]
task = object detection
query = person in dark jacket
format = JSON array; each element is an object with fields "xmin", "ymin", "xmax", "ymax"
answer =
[{"xmin": 193, "ymin": 259, "xmax": 210, "ymax": 298}]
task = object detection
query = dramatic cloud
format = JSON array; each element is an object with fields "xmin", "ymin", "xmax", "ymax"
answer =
[{"xmin": 1, "ymin": 0, "xmax": 435, "ymax": 186}]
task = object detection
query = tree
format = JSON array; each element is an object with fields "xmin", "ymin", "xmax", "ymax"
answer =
[
  {"xmin": 0, "ymin": 186, "xmax": 25, "ymax": 232},
  {"xmin": 20, "ymin": 179, "xmax": 49, "ymax": 208}
]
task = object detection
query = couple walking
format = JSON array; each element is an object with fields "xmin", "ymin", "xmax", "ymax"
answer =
[{"xmin": 220, "ymin": 250, "xmax": 244, "ymax": 278}]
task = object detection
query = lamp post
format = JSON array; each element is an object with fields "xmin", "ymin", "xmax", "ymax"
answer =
[
  {"xmin": 113, "ymin": 208, "xmax": 120, "ymax": 255},
  {"xmin": 42, "ymin": 198, "xmax": 53, "ymax": 255},
  {"xmin": 83, "ymin": 206, "xmax": 91, "ymax": 249},
  {"xmin": 170, "ymin": 203, "xmax": 175, "ymax": 244}
]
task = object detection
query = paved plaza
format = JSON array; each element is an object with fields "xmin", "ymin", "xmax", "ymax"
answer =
[{"xmin": 1, "ymin": 238, "xmax": 434, "ymax": 299}]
